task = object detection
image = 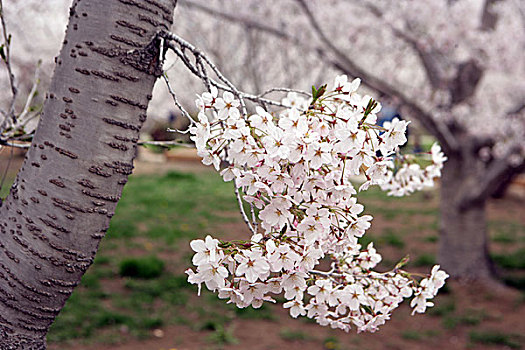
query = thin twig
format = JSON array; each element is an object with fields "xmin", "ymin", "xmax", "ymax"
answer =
[
  {"xmin": 17, "ymin": 60, "xmax": 41, "ymax": 123},
  {"xmin": 166, "ymin": 127, "xmax": 192, "ymax": 135},
  {"xmin": 0, "ymin": 0, "xmax": 17, "ymax": 129},
  {"xmin": 258, "ymin": 87, "xmax": 311, "ymax": 98},
  {"xmin": 165, "ymin": 31, "xmax": 249, "ymax": 116},
  {"xmin": 0, "ymin": 141, "xmax": 31, "ymax": 149},
  {"xmin": 250, "ymin": 203, "xmax": 258, "ymax": 231},
  {"xmin": 162, "ymin": 72, "xmax": 195, "ymax": 126},
  {"xmin": 137, "ymin": 140, "xmax": 195, "ymax": 148},
  {"xmin": 195, "ymin": 54, "xmax": 211, "ymax": 92},
  {"xmin": 309, "ymin": 269, "xmax": 392, "ymax": 280},
  {"xmin": 234, "ymin": 185, "xmax": 256, "ymax": 235},
  {"xmin": 161, "ymin": 31, "xmax": 292, "ymax": 109}
]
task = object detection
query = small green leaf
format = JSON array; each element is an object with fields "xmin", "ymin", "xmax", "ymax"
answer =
[
  {"xmin": 316, "ymin": 84, "xmax": 327, "ymax": 98},
  {"xmin": 363, "ymin": 98, "xmax": 378, "ymax": 117},
  {"xmin": 360, "ymin": 304, "xmax": 375, "ymax": 315},
  {"xmin": 311, "ymin": 84, "xmax": 327, "ymax": 104},
  {"xmin": 279, "ymin": 224, "xmax": 288, "ymax": 236},
  {"xmin": 395, "ymin": 254, "xmax": 410, "ymax": 270}
]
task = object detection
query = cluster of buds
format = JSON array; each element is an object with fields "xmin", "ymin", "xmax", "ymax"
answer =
[{"xmin": 186, "ymin": 75, "xmax": 448, "ymax": 332}]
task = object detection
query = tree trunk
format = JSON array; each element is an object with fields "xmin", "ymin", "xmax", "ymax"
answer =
[
  {"xmin": 0, "ymin": 0, "xmax": 176, "ymax": 348},
  {"xmin": 491, "ymin": 161, "xmax": 524, "ymax": 198},
  {"xmin": 438, "ymin": 152, "xmax": 495, "ymax": 279}
]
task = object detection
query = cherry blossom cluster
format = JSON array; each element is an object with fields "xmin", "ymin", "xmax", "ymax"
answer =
[
  {"xmin": 186, "ymin": 75, "xmax": 448, "ymax": 332},
  {"xmin": 379, "ymin": 142, "xmax": 447, "ymax": 197}
]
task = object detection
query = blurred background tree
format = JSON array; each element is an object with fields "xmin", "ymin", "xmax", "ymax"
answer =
[
  {"xmin": 2, "ymin": 0, "xmax": 524, "ymax": 283},
  {"xmin": 173, "ymin": 0, "xmax": 525, "ymax": 280}
]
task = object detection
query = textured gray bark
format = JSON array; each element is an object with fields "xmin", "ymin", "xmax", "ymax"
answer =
[
  {"xmin": 0, "ymin": 0, "xmax": 176, "ymax": 348},
  {"xmin": 437, "ymin": 153, "xmax": 494, "ymax": 280}
]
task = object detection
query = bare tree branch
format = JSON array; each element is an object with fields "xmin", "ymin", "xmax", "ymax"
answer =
[
  {"xmin": 0, "ymin": 3, "xmax": 42, "ymax": 145},
  {"xmin": 0, "ymin": 0, "xmax": 17, "ymax": 127},
  {"xmin": 182, "ymin": 0, "xmax": 292, "ymax": 41},
  {"xmin": 184, "ymin": 0, "xmax": 459, "ymax": 153},
  {"xmin": 480, "ymin": 0, "xmax": 500, "ymax": 30},
  {"xmin": 0, "ymin": 140, "xmax": 30, "ymax": 149},
  {"xmin": 3, "ymin": 61, "xmax": 42, "ymax": 147},
  {"xmin": 137, "ymin": 140, "xmax": 195, "ymax": 148},
  {"xmin": 294, "ymin": 0, "xmax": 459, "ymax": 153},
  {"xmin": 162, "ymin": 71, "xmax": 194, "ymax": 126},
  {"xmin": 449, "ymin": 59, "xmax": 483, "ymax": 104},
  {"xmin": 16, "ymin": 60, "xmax": 41, "ymax": 124},
  {"xmin": 508, "ymin": 101, "xmax": 525, "ymax": 115},
  {"xmin": 459, "ymin": 147, "xmax": 523, "ymax": 210},
  {"xmin": 161, "ymin": 31, "xmax": 297, "ymax": 109},
  {"xmin": 360, "ymin": 2, "xmax": 447, "ymax": 90},
  {"xmin": 258, "ymin": 87, "xmax": 311, "ymax": 98}
]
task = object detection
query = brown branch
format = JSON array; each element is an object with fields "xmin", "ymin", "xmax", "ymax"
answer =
[
  {"xmin": 0, "ymin": 140, "xmax": 31, "ymax": 148},
  {"xmin": 508, "ymin": 101, "xmax": 525, "ymax": 115},
  {"xmin": 449, "ymin": 59, "xmax": 483, "ymax": 104},
  {"xmin": 480, "ymin": 0, "xmax": 500, "ymax": 31},
  {"xmin": 182, "ymin": 1, "xmax": 292, "ymax": 41},
  {"xmin": 393, "ymin": 30, "xmax": 446, "ymax": 90},
  {"xmin": 162, "ymin": 32, "xmax": 292, "ymax": 108},
  {"xmin": 185, "ymin": 0, "xmax": 459, "ymax": 153},
  {"xmin": 294, "ymin": 0, "xmax": 458, "ymax": 153},
  {"xmin": 459, "ymin": 147, "xmax": 523, "ymax": 210},
  {"xmin": 361, "ymin": 2, "xmax": 446, "ymax": 90}
]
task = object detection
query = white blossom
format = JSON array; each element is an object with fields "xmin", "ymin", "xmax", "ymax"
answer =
[{"xmin": 186, "ymin": 75, "xmax": 448, "ymax": 332}]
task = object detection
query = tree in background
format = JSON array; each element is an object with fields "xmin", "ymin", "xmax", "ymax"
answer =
[
  {"xmin": 0, "ymin": 1, "xmax": 69, "ymax": 134},
  {"xmin": 178, "ymin": 0, "xmax": 525, "ymax": 280}
]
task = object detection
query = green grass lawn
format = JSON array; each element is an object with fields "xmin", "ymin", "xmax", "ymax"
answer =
[
  {"xmin": 47, "ymin": 170, "xmax": 244, "ymax": 345},
  {"xmin": 42, "ymin": 170, "xmax": 525, "ymax": 348}
]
